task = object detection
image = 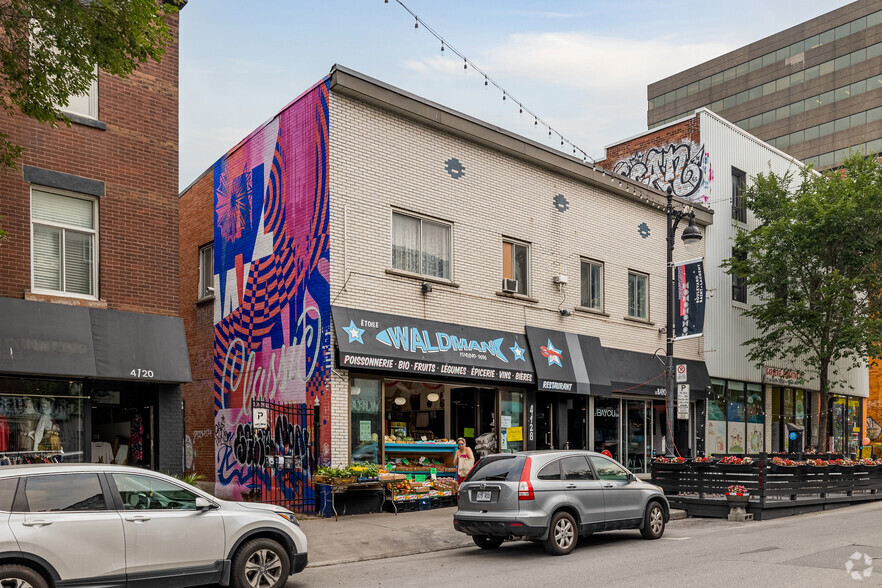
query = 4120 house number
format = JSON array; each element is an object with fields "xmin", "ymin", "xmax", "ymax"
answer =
[{"xmin": 130, "ymin": 368, "xmax": 155, "ymax": 378}]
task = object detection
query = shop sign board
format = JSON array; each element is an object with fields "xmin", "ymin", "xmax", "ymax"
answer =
[
  {"xmin": 524, "ymin": 326, "xmax": 612, "ymax": 397},
  {"xmin": 762, "ymin": 366, "xmax": 803, "ymax": 386},
  {"xmin": 332, "ymin": 307, "xmax": 535, "ymax": 384},
  {"xmin": 507, "ymin": 427, "xmax": 523, "ymax": 442}
]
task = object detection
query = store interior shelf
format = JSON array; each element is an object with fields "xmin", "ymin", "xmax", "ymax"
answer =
[
  {"xmin": 384, "ymin": 443, "xmax": 457, "ymax": 452},
  {"xmin": 390, "ymin": 470, "xmax": 456, "ymax": 477}
]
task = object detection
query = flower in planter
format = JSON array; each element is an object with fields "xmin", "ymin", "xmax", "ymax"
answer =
[
  {"xmin": 693, "ymin": 456, "xmax": 714, "ymax": 463},
  {"xmin": 771, "ymin": 456, "xmax": 800, "ymax": 466},
  {"xmin": 719, "ymin": 456, "xmax": 754, "ymax": 465},
  {"xmin": 833, "ymin": 458, "xmax": 857, "ymax": 467},
  {"xmin": 806, "ymin": 459, "xmax": 829, "ymax": 467},
  {"xmin": 654, "ymin": 456, "xmax": 686, "ymax": 463},
  {"xmin": 726, "ymin": 484, "xmax": 748, "ymax": 496},
  {"xmin": 859, "ymin": 458, "xmax": 876, "ymax": 466}
]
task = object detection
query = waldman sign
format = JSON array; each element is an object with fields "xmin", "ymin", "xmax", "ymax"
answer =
[
  {"xmin": 674, "ymin": 258, "xmax": 706, "ymax": 340},
  {"xmin": 331, "ymin": 306, "xmax": 535, "ymax": 384}
]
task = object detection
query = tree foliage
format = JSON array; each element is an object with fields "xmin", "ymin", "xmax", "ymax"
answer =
[
  {"xmin": 724, "ymin": 152, "xmax": 882, "ymax": 451},
  {"xmin": 0, "ymin": 0, "xmax": 179, "ymax": 169}
]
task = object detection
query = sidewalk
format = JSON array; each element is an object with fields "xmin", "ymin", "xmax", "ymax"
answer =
[{"xmin": 300, "ymin": 506, "xmax": 687, "ymax": 567}]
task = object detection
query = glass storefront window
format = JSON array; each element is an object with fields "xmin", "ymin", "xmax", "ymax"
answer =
[
  {"xmin": 746, "ymin": 384, "xmax": 764, "ymax": 454},
  {"xmin": 594, "ymin": 398, "xmax": 620, "ymax": 462},
  {"xmin": 707, "ymin": 379, "xmax": 727, "ymax": 455},
  {"xmin": 772, "ymin": 388, "xmax": 782, "ymax": 452},
  {"xmin": 500, "ymin": 390, "xmax": 523, "ymax": 453},
  {"xmin": 848, "ymin": 399, "xmax": 861, "ymax": 455},
  {"xmin": 350, "ymin": 378, "xmax": 381, "ymax": 464},
  {"xmin": 0, "ymin": 378, "xmax": 86, "ymax": 463},
  {"xmin": 727, "ymin": 382, "xmax": 746, "ymax": 453},
  {"xmin": 831, "ymin": 397, "xmax": 845, "ymax": 454}
]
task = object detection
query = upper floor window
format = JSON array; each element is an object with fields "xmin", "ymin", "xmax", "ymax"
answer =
[
  {"xmin": 627, "ymin": 271, "xmax": 648, "ymax": 320},
  {"xmin": 391, "ymin": 211, "xmax": 451, "ymax": 279},
  {"xmin": 580, "ymin": 259, "xmax": 603, "ymax": 311},
  {"xmin": 732, "ymin": 168, "xmax": 747, "ymax": 223},
  {"xmin": 502, "ymin": 239, "xmax": 529, "ymax": 295},
  {"xmin": 198, "ymin": 243, "xmax": 214, "ymax": 299},
  {"xmin": 31, "ymin": 188, "xmax": 97, "ymax": 297},
  {"xmin": 60, "ymin": 67, "xmax": 98, "ymax": 119},
  {"xmin": 732, "ymin": 247, "xmax": 748, "ymax": 304}
]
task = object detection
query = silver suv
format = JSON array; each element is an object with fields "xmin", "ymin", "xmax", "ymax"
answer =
[
  {"xmin": 453, "ymin": 450, "xmax": 669, "ymax": 555},
  {"xmin": 0, "ymin": 463, "xmax": 308, "ymax": 588}
]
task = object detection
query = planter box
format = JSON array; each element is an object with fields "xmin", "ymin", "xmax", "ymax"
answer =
[
  {"xmin": 769, "ymin": 464, "xmax": 802, "ymax": 474},
  {"xmin": 725, "ymin": 493, "xmax": 750, "ymax": 507},
  {"xmin": 717, "ymin": 463, "xmax": 755, "ymax": 472},
  {"xmin": 652, "ymin": 462, "xmax": 687, "ymax": 470},
  {"xmin": 691, "ymin": 460, "xmax": 716, "ymax": 468}
]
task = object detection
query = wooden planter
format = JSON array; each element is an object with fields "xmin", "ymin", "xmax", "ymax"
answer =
[
  {"xmin": 717, "ymin": 463, "xmax": 755, "ymax": 473},
  {"xmin": 653, "ymin": 461, "xmax": 687, "ymax": 470}
]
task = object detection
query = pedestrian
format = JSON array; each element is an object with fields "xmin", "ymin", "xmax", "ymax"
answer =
[{"xmin": 453, "ymin": 437, "xmax": 475, "ymax": 483}]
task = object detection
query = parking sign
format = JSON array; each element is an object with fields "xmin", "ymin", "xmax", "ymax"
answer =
[{"xmin": 676, "ymin": 364, "xmax": 687, "ymax": 383}]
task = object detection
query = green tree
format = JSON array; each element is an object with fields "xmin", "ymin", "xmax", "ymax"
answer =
[
  {"xmin": 0, "ymin": 0, "xmax": 179, "ymax": 169},
  {"xmin": 725, "ymin": 152, "xmax": 882, "ymax": 453}
]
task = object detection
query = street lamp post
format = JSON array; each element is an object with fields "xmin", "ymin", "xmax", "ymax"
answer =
[{"xmin": 664, "ymin": 190, "xmax": 703, "ymax": 457}]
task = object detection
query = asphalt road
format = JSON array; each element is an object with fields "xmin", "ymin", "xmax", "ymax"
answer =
[{"xmin": 290, "ymin": 502, "xmax": 882, "ymax": 587}]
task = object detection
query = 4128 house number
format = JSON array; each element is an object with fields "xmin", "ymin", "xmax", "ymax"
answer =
[{"xmin": 130, "ymin": 369, "xmax": 155, "ymax": 378}]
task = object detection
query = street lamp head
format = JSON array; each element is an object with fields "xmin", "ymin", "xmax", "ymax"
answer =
[{"xmin": 681, "ymin": 217, "xmax": 703, "ymax": 256}]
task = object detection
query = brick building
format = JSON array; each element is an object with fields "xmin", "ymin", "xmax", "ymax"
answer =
[
  {"xmin": 179, "ymin": 65, "xmax": 714, "ymax": 507},
  {"xmin": 0, "ymin": 8, "xmax": 188, "ymax": 472},
  {"xmin": 597, "ymin": 108, "xmax": 869, "ymax": 455}
]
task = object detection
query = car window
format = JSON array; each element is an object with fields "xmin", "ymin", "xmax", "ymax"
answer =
[
  {"xmin": 0, "ymin": 478, "xmax": 18, "ymax": 511},
  {"xmin": 112, "ymin": 473, "xmax": 199, "ymax": 510},
  {"xmin": 589, "ymin": 456, "xmax": 630, "ymax": 481},
  {"xmin": 24, "ymin": 474, "xmax": 107, "ymax": 511},
  {"xmin": 536, "ymin": 460, "xmax": 561, "ymax": 481},
  {"xmin": 561, "ymin": 456, "xmax": 595, "ymax": 480},
  {"xmin": 464, "ymin": 455, "xmax": 521, "ymax": 482}
]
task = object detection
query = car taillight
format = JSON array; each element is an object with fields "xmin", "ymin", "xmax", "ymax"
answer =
[{"xmin": 518, "ymin": 456, "xmax": 534, "ymax": 501}]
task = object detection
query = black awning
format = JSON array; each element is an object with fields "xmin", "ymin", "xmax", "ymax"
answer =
[
  {"xmin": 332, "ymin": 306, "xmax": 535, "ymax": 385},
  {"xmin": 525, "ymin": 326, "xmax": 611, "ymax": 396},
  {"xmin": 0, "ymin": 298, "xmax": 191, "ymax": 383},
  {"xmin": 604, "ymin": 347, "xmax": 710, "ymax": 400},
  {"xmin": 90, "ymin": 308, "xmax": 192, "ymax": 383},
  {"xmin": 0, "ymin": 297, "xmax": 96, "ymax": 377}
]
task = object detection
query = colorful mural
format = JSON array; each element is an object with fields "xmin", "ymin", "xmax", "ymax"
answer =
[
  {"xmin": 612, "ymin": 142, "xmax": 710, "ymax": 204},
  {"xmin": 211, "ymin": 81, "xmax": 332, "ymax": 502}
]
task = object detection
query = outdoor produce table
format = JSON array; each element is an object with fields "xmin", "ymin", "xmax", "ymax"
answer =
[{"xmin": 316, "ymin": 479, "xmax": 397, "ymax": 521}]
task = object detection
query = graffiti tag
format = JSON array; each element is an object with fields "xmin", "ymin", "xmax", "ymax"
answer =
[{"xmin": 613, "ymin": 142, "xmax": 706, "ymax": 201}]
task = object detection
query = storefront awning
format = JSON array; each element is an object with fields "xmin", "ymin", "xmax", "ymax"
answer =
[
  {"xmin": 332, "ymin": 306, "xmax": 535, "ymax": 385},
  {"xmin": 524, "ymin": 327, "xmax": 611, "ymax": 396},
  {"xmin": 0, "ymin": 298, "xmax": 191, "ymax": 383},
  {"xmin": 603, "ymin": 347, "xmax": 710, "ymax": 400}
]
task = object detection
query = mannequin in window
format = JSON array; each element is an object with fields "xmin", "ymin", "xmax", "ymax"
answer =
[{"xmin": 29, "ymin": 398, "xmax": 56, "ymax": 451}]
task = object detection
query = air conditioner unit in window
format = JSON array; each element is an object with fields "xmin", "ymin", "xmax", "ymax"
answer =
[{"xmin": 502, "ymin": 278, "xmax": 518, "ymax": 293}]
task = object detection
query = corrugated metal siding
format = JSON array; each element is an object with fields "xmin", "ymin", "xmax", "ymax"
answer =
[{"xmin": 699, "ymin": 110, "xmax": 868, "ymax": 397}]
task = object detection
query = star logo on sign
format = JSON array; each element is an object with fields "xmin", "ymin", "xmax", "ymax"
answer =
[
  {"xmin": 509, "ymin": 341, "xmax": 526, "ymax": 362},
  {"xmin": 540, "ymin": 340, "xmax": 563, "ymax": 367},
  {"xmin": 343, "ymin": 320, "xmax": 365, "ymax": 344}
]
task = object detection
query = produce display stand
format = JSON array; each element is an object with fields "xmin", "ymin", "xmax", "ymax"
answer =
[
  {"xmin": 384, "ymin": 442, "xmax": 458, "ymax": 477},
  {"xmin": 317, "ymin": 480, "xmax": 396, "ymax": 521}
]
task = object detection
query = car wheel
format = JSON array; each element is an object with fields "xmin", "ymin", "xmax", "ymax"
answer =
[
  {"xmin": 543, "ymin": 511, "xmax": 578, "ymax": 555},
  {"xmin": 231, "ymin": 538, "xmax": 291, "ymax": 588},
  {"xmin": 472, "ymin": 535, "xmax": 504, "ymax": 550},
  {"xmin": 0, "ymin": 564, "xmax": 48, "ymax": 588},
  {"xmin": 640, "ymin": 501, "xmax": 665, "ymax": 540}
]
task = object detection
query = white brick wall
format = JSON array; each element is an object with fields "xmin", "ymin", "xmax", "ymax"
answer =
[{"xmin": 325, "ymin": 91, "xmax": 705, "ymax": 462}]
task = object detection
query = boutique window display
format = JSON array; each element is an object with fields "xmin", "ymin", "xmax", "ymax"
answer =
[{"xmin": 0, "ymin": 378, "xmax": 86, "ymax": 465}]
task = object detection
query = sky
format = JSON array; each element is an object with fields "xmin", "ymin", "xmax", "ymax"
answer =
[{"xmin": 178, "ymin": 0, "xmax": 853, "ymax": 191}]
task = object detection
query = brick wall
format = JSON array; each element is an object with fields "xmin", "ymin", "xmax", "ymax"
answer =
[
  {"xmin": 596, "ymin": 115, "xmax": 701, "ymax": 169},
  {"xmin": 0, "ymin": 13, "xmax": 180, "ymax": 316}
]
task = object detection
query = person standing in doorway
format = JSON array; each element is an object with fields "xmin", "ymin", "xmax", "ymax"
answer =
[{"xmin": 454, "ymin": 437, "xmax": 475, "ymax": 483}]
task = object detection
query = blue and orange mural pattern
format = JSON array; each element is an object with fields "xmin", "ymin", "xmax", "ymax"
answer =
[{"xmin": 211, "ymin": 81, "xmax": 331, "ymax": 503}]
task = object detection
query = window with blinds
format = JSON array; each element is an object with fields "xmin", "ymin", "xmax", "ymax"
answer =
[
  {"xmin": 31, "ymin": 189, "xmax": 97, "ymax": 297},
  {"xmin": 198, "ymin": 243, "xmax": 214, "ymax": 299}
]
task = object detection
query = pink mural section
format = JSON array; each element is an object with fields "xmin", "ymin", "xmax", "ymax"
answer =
[{"xmin": 210, "ymin": 80, "xmax": 331, "ymax": 507}]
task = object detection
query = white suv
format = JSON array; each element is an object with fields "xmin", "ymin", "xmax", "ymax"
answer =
[{"xmin": 0, "ymin": 463, "xmax": 308, "ymax": 588}]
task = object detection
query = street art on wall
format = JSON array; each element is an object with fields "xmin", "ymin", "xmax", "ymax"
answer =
[
  {"xmin": 211, "ymin": 80, "xmax": 331, "ymax": 504},
  {"xmin": 613, "ymin": 142, "xmax": 710, "ymax": 204}
]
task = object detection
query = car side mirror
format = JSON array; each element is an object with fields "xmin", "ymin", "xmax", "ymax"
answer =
[
  {"xmin": 195, "ymin": 497, "xmax": 217, "ymax": 511},
  {"xmin": 627, "ymin": 473, "xmax": 636, "ymax": 483}
]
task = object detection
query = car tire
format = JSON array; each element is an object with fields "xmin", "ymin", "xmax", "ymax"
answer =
[
  {"xmin": 230, "ymin": 537, "xmax": 291, "ymax": 588},
  {"xmin": 472, "ymin": 535, "xmax": 504, "ymax": 550},
  {"xmin": 640, "ymin": 501, "xmax": 666, "ymax": 540},
  {"xmin": 0, "ymin": 564, "xmax": 48, "ymax": 588},
  {"xmin": 543, "ymin": 511, "xmax": 578, "ymax": 555}
]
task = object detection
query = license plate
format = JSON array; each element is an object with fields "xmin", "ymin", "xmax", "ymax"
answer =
[{"xmin": 475, "ymin": 490, "xmax": 492, "ymax": 502}]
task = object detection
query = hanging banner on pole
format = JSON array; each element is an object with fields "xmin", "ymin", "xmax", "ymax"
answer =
[{"xmin": 674, "ymin": 258, "xmax": 706, "ymax": 340}]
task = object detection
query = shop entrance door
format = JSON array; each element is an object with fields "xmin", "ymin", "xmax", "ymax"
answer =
[
  {"xmin": 536, "ymin": 397, "xmax": 556, "ymax": 449},
  {"xmin": 624, "ymin": 400, "xmax": 650, "ymax": 474},
  {"xmin": 451, "ymin": 387, "xmax": 497, "ymax": 457},
  {"xmin": 535, "ymin": 394, "xmax": 587, "ymax": 450}
]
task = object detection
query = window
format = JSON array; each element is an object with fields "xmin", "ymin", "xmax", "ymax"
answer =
[
  {"xmin": 350, "ymin": 378, "xmax": 381, "ymax": 465},
  {"xmin": 731, "ymin": 168, "xmax": 747, "ymax": 223},
  {"xmin": 0, "ymin": 479, "xmax": 18, "ymax": 511},
  {"xmin": 561, "ymin": 456, "xmax": 595, "ymax": 480},
  {"xmin": 61, "ymin": 67, "xmax": 98, "ymax": 119},
  {"xmin": 580, "ymin": 259, "xmax": 603, "ymax": 311},
  {"xmin": 732, "ymin": 247, "xmax": 747, "ymax": 303},
  {"xmin": 112, "ymin": 473, "xmax": 199, "ymax": 510},
  {"xmin": 24, "ymin": 474, "xmax": 106, "ymax": 511},
  {"xmin": 502, "ymin": 239, "xmax": 529, "ymax": 295},
  {"xmin": 588, "ymin": 456, "xmax": 629, "ymax": 481},
  {"xmin": 537, "ymin": 460, "xmax": 562, "ymax": 481},
  {"xmin": 198, "ymin": 243, "xmax": 214, "ymax": 299},
  {"xmin": 627, "ymin": 271, "xmax": 648, "ymax": 320},
  {"xmin": 391, "ymin": 212, "xmax": 451, "ymax": 279},
  {"xmin": 31, "ymin": 188, "xmax": 97, "ymax": 297}
]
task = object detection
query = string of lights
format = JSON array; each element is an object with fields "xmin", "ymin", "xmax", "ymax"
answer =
[{"xmin": 385, "ymin": 0, "xmax": 597, "ymax": 165}]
